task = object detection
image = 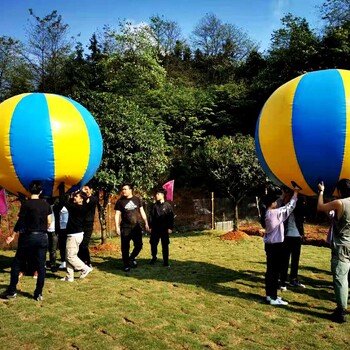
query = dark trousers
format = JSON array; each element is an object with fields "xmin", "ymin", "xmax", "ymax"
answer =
[
  {"xmin": 9, "ymin": 232, "xmax": 48, "ymax": 295},
  {"xmin": 265, "ymin": 243, "xmax": 284, "ymax": 299},
  {"xmin": 121, "ymin": 225, "xmax": 143, "ymax": 267},
  {"xmin": 47, "ymin": 231, "xmax": 58, "ymax": 267},
  {"xmin": 280, "ymin": 236, "xmax": 302, "ymax": 284},
  {"xmin": 78, "ymin": 225, "xmax": 93, "ymax": 265},
  {"xmin": 150, "ymin": 230, "xmax": 170, "ymax": 264},
  {"xmin": 58, "ymin": 229, "xmax": 67, "ymax": 262}
]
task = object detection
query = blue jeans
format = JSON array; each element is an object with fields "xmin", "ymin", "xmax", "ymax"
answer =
[{"xmin": 9, "ymin": 232, "xmax": 48, "ymax": 296}]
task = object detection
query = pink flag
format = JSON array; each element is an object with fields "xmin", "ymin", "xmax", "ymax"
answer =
[
  {"xmin": 162, "ymin": 180, "xmax": 174, "ymax": 202},
  {"xmin": 0, "ymin": 189, "xmax": 8, "ymax": 215}
]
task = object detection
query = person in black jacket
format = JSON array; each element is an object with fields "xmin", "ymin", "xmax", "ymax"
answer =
[
  {"xmin": 58, "ymin": 190, "xmax": 93, "ymax": 282},
  {"xmin": 149, "ymin": 188, "xmax": 174, "ymax": 267},
  {"xmin": 1, "ymin": 181, "xmax": 51, "ymax": 301},
  {"xmin": 78, "ymin": 183, "xmax": 98, "ymax": 267}
]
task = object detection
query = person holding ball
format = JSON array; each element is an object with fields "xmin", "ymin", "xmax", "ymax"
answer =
[
  {"xmin": 317, "ymin": 179, "xmax": 350, "ymax": 323},
  {"xmin": 262, "ymin": 184, "xmax": 300, "ymax": 306}
]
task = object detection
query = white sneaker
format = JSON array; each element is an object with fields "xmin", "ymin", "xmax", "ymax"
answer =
[
  {"xmin": 60, "ymin": 276, "xmax": 74, "ymax": 282},
  {"xmin": 280, "ymin": 286, "xmax": 287, "ymax": 292},
  {"xmin": 80, "ymin": 266, "xmax": 93, "ymax": 279},
  {"xmin": 270, "ymin": 297, "xmax": 288, "ymax": 306},
  {"xmin": 266, "ymin": 296, "xmax": 272, "ymax": 303},
  {"xmin": 59, "ymin": 262, "xmax": 66, "ymax": 269}
]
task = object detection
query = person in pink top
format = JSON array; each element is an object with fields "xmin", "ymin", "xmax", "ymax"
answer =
[{"xmin": 262, "ymin": 185, "xmax": 300, "ymax": 306}]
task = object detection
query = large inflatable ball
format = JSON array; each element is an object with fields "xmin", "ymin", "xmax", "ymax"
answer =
[
  {"xmin": 255, "ymin": 69, "xmax": 350, "ymax": 197},
  {"xmin": 0, "ymin": 93, "xmax": 103, "ymax": 197}
]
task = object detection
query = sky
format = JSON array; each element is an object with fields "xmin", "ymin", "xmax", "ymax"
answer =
[{"xmin": 0, "ymin": 0, "xmax": 325, "ymax": 52}]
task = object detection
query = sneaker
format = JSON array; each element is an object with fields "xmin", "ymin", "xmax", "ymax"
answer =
[
  {"xmin": 330, "ymin": 308, "xmax": 347, "ymax": 323},
  {"xmin": 51, "ymin": 265, "xmax": 58, "ymax": 272},
  {"xmin": 280, "ymin": 286, "xmax": 287, "ymax": 292},
  {"xmin": 80, "ymin": 266, "xmax": 93, "ymax": 279},
  {"xmin": 163, "ymin": 262, "xmax": 170, "ymax": 267},
  {"xmin": 150, "ymin": 257, "xmax": 158, "ymax": 265},
  {"xmin": 60, "ymin": 276, "xmax": 74, "ymax": 282},
  {"xmin": 289, "ymin": 279, "xmax": 305, "ymax": 288},
  {"xmin": 33, "ymin": 271, "xmax": 38, "ymax": 279},
  {"xmin": 130, "ymin": 259, "xmax": 137, "ymax": 268},
  {"xmin": 59, "ymin": 262, "xmax": 66, "ymax": 269},
  {"xmin": 266, "ymin": 296, "xmax": 272, "ymax": 303},
  {"xmin": 124, "ymin": 266, "xmax": 131, "ymax": 272},
  {"xmin": 34, "ymin": 293, "xmax": 43, "ymax": 301},
  {"xmin": 0, "ymin": 291, "xmax": 17, "ymax": 299},
  {"xmin": 270, "ymin": 297, "xmax": 288, "ymax": 306}
]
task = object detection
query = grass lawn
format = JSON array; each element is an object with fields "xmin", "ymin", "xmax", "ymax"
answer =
[{"xmin": 0, "ymin": 230, "xmax": 349, "ymax": 350}]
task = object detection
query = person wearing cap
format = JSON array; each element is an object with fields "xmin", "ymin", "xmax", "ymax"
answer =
[
  {"xmin": 317, "ymin": 179, "xmax": 350, "ymax": 323},
  {"xmin": 148, "ymin": 188, "xmax": 174, "ymax": 267},
  {"xmin": 279, "ymin": 186, "xmax": 306, "ymax": 291},
  {"xmin": 262, "ymin": 186, "xmax": 300, "ymax": 306}
]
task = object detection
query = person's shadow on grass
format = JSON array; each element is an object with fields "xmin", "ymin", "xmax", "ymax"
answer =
[{"xmin": 94, "ymin": 256, "xmax": 334, "ymax": 321}]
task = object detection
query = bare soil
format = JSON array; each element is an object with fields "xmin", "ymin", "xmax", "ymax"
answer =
[{"xmin": 222, "ymin": 222, "xmax": 330, "ymax": 247}]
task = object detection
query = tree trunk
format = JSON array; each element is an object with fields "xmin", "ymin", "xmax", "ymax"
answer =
[
  {"xmin": 233, "ymin": 201, "xmax": 239, "ymax": 232},
  {"xmin": 97, "ymin": 189, "xmax": 110, "ymax": 245}
]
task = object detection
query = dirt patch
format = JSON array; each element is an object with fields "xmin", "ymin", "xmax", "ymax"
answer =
[
  {"xmin": 91, "ymin": 243, "xmax": 120, "ymax": 254},
  {"xmin": 229, "ymin": 222, "xmax": 330, "ymax": 247},
  {"xmin": 220, "ymin": 230, "xmax": 249, "ymax": 241}
]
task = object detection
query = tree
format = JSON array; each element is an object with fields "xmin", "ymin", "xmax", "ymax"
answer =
[
  {"xmin": 191, "ymin": 13, "xmax": 257, "ymax": 83},
  {"xmin": 73, "ymin": 91, "xmax": 170, "ymax": 244},
  {"xmin": 192, "ymin": 134, "xmax": 266, "ymax": 231},
  {"xmin": 320, "ymin": 0, "xmax": 350, "ymax": 26},
  {"xmin": 266, "ymin": 14, "xmax": 320, "ymax": 91},
  {"xmin": 192, "ymin": 13, "xmax": 256, "ymax": 60},
  {"xmin": 149, "ymin": 15, "xmax": 182, "ymax": 56},
  {"xmin": 25, "ymin": 9, "xmax": 72, "ymax": 93},
  {"xmin": 0, "ymin": 36, "xmax": 33, "ymax": 101},
  {"xmin": 101, "ymin": 21, "xmax": 167, "ymax": 98}
]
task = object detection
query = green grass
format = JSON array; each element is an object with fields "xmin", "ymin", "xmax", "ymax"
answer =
[{"xmin": 0, "ymin": 230, "xmax": 349, "ymax": 350}]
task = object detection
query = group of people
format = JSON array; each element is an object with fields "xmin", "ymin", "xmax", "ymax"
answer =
[
  {"xmin": 114, "ymin": 183, "xmax": 174, "ymax": 272},
  {"xmin": 0, "ymin": 181, "xmax": 174, "ymax": 300},
  {"xmin": 262, "ymin": 179, "xmax": 350, "ymax": 324}
]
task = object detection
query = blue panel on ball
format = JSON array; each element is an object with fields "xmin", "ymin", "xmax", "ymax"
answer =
[
  {"xmin": 292, "ymin": 70, "xmax": 345, "ymax": 195},
  {"xmin": 67, "ymin": 98, "xmax": 103, "ymax": 187},
  {"xmin": 10, "ymin": 94, "xmax": 54, "ymax": 195},
  {"xmin": 255, "ymin": 116, "xmax": 283, "ymax": 187}
]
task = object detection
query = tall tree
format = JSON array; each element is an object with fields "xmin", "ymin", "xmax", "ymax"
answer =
[
  {"xmin": 149, "ymin": 15, "xmax": 182, "ymax": 56},
  {"xmin": 101, "ymin": 21, "xmax": 166, "ymax": 98},
  {"xmin": 192, "ymin": 13, "xmax": 256, "ymax": 60},
  {"xmin": 25, "ymin": 9, "xmax": 72, "ymax": 93},
  {"xmin": 73, "ymin": 91, "xmax": 170, "ymax": 243}
]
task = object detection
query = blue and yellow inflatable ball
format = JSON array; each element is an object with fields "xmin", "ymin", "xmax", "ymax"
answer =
[
  {"xmin": 0, "ymin": 93, "xmax": 103, "ymax": 197},
  {"xmin": 255, "ymin": 69, "xmax": 350, "ymax": 197}
]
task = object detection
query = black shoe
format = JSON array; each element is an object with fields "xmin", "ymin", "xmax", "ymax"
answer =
[
  {"xmin": 0, "ymin": 291, "xmax": 17, "ymax": 299},
  {"xmin": 330, "ymin": 308, "xmax": 347, "ymax": 323},
  {"xmin": 124, "ymin": 266, "xmax": 131, "ymax": 272},
  {"xmin": 130, "ymin": 259, "xmax": 137, "ymax": 268},
  {"xmin": 51, "ymin": 266, "xmax": 58, "ymax": 273},
  {"xmin": 150, "ymin": 257, "xmax": 158, "ymax": 265},
  {"xmin": 163, "ymin": 262, "xmax": 170, "ymax": 267}
]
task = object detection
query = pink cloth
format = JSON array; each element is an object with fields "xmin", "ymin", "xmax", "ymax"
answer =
[
  {"xmin": 162, "ymin": 180, "xmax": 174, "ymax": 202},
  {"xmin": 0, "ymin": 189, "xmax": 8, "ymax": 215}
]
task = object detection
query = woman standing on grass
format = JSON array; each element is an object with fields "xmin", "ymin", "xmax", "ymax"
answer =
[{"xmin": 262, "ymin": 186, "xmax": 300, "ymax": 306}]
